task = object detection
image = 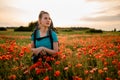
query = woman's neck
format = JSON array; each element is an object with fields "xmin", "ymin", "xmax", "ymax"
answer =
[{"xmin": 39, "ymin": 25, "xmax": 48, "ymax": 33}]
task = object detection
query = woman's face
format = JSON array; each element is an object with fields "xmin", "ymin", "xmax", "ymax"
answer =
[{"xmin": 39, "ymin": 14, "xmax": 51, "ymax": 28}]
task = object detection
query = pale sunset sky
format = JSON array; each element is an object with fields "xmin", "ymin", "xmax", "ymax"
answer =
[{"xmin": 0, "ymin": 0, "xmax": 120, "ymax": 31}]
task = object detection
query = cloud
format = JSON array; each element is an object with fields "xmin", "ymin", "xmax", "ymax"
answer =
[
  {"xmin": 113, "ymin": 5, "xmax": 120, "ymax": 10},
  {"xmin": 81, "ymin": 14, "xmax": 120, "ymax": 22},
  {"xmin": 96, "ymin": 5, "xmax": 120, "ymax": 13},
  {"xmin": 0, "ymin": 5, "xmax": 29, "ymax": 15},
  {"xmin": 92, "ymin": 5, "xmax": 120, "ymax": 17},
  {"xmin": 86, "ymin": 0, "xmax": 118, "ymax": 2},
  {"xmin": 81, "ymin": 0, "xmax": 120, "ymax": 22},
  {"xmin": 0, "ymin": 5, "xmax": 31, "ymax": 26}
]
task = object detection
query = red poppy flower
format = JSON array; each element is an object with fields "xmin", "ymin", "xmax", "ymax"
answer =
[
  {"xmin": 64, "ymin": 67, "xmax": 69, "ymax": 71},
  {"xmin": 8, "ymin": 74, "xmax": 16, "ymax": 80},
  {"xmin": 98, "ymin": 69, "xmax": 104, "ymax": 74},
  {"xmin": 43, "ymin": 76, "xmax": 49, "ymax": 80},
  {"xmin": 55, "ymin": 61, "xmax": 60, "ymax": 65},
  {"xmin": 105, "ymin": 77, "xmax": 112, "ymax": 80},
  {"xmin": 54, "ymin": 70, "xmax": 60, "ymax": 77},
  {"xmin": 75, "ymin": 63, "xmax": 82, "ymax": 68},
  {"xmin": 35, "ymin": 68, "xmax": 41, "ymax": 75}
]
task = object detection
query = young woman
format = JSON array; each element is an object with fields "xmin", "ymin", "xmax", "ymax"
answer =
[{"xmin": 31, "ymin": 11, "xmax": 59, "ymax": 63}]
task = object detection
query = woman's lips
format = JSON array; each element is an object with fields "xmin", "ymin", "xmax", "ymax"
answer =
[{"xmin": 46, "ymin": 23, "xmax": 50, "ymax": 25}]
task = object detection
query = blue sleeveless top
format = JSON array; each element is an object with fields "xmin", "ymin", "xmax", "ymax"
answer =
[{"xmin": 31, "ymin": 30, "xmax": 58, "ymax": 49}]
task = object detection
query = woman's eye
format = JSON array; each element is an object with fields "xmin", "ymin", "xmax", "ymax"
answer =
[
  {"xmin": 44, "ymin": 17, "xmax": 51, "ymax": 20},
  {"xmin": 44, "ymin": 17, "xmax": 47, "ymax": 19}
]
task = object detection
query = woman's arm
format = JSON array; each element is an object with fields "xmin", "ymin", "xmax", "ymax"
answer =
[
  {"xmin": 31, "ymin": 41, "xmax": 59, "ymax": 55},
  {"xmin": 43, "ymin": 42, "xmax": 59, "ymax": 55},
  {"xmin": 31, "ymin": 41, "xmax": 34, "ymax": 48},
  {"xmin": 31, "ymin": 41, "xmax": 43, "ymax": 55}
]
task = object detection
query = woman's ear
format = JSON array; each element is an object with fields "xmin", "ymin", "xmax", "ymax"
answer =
[{"xmin": 38, "ymin": 19, "xmax": 41, "ymax": 24}]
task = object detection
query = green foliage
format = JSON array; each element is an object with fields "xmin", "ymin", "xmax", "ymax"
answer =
[
  {"xmin": 0, "ymin": 27, "xmax": 7, "ymax": 31},
  {"xmin": 86, "ymin": 29, "xmax": 103, "ymax": 33},
  {"xmin": 14, "ymin": 21, "xmax": 38, "ymax": 32},
  {"xmin": 28, "ymin": 21, "xmax": 38, "ymax": 30},
  {"xmin": 57, "ymin": 27, "xmax": 90, "ymax": 32},
  {"xmin": 14, "ymin": 26, "xmax": 32, "ymax": 32}
]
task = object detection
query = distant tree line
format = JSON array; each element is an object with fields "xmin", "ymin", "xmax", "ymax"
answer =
[
  {"xmin": 0, "ymin": 27, "xmax": 7, "ymax": 31},
  {"xmin": 14, "ymin": 20, "xmax": 100, "ymax": 32},
  {"xmin": 0, "ymin": 21, "xmax": 119, "ymax": 33},
  {"xmin": 14, "ymin": 21, "xmax": 38, "ymax": 32},
  {"xmin": 56, "ymin": 27, "xmax": 90, "ymax": 32},
  {"xmin": 86, "ymin": 29, "xmax": 103, "ymax": 33},
  {"xmin": 57, "ymin": 27, "xmax": 103, "ymax": 33}
]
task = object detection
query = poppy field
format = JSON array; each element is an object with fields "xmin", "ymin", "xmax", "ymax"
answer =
[{"xmin": 0, "ymin": 31, "xmax": 120, "ymax": 80}]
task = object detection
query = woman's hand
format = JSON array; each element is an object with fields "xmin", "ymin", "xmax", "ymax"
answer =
[
  {"xmin": 41, "ymin": 49, "xmax": 46, "ymax": 55},
  {"xmin": 31, "ymin": 47, "xmax": 44, "ymax": 56}
]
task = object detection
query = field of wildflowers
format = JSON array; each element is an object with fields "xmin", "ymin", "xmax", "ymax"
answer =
[{"xmin": 0, "ymin": 31, "xmax": 120, "ymax": 80}]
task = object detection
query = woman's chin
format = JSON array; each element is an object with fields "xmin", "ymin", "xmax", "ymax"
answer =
[{"xmin": 45, "ymin": 25, "xmax": 50, "ymax": 28}]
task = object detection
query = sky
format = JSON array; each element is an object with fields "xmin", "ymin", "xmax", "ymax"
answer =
[{"xmin": 0, "ymin": 0, "xmax": 120, "ymax": 31}]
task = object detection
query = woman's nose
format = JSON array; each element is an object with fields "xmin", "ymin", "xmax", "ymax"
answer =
[{"xmin": 47, "ymin": 19, "xmax": 51, "ymax": 22}]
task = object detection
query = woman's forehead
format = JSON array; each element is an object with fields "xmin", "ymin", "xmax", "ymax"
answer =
[{"xmin": 42, "ymin": 14, "xmax": 50, "ymax": 17}]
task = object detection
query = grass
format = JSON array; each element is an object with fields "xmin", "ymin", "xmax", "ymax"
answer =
[{"xmin": 0, "ymin": 29, "xmax": 119, "ymax": 45}]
